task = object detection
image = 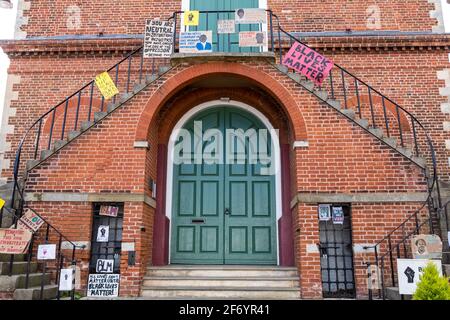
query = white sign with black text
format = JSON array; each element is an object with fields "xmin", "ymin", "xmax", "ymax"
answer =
[
  {"xmin": 397, "ymin": 259, "xmax": 442, "ymax": 295},
  {"xmin": 87, "ymin": 274, "xmax": 120, "ymax": 298},
  {"xmin": 96, "ymin": 259, "xmax": 114, "ymax": 273},
  {"xmin": 143, "ymin": 19, "xmax": 174, "ymax": 58}
]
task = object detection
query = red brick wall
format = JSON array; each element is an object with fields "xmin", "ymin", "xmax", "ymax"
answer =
[{"xmin": 19, "ymin": 0, "xmax": 437, "ymax": 38}]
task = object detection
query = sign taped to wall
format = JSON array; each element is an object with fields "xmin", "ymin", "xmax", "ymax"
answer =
[
  {"xmin": 235, "ymin": 8, "xmax": 267, "ymax": 24},
  {"xmin": 0, "ymin": 228, "xmax": 32, "ymax": 254},
  {"xmin": 95, "ymin": 72, "xmax": 119, "ymax": 100},
  {"xmin": 179, "ymin": 31, "xmax": 213, "ymax": 53},
  {"xmin": 17, "ymin": 208, "xmax": 45, "ymax": 233},
  {"xmin": 143, "ymin": 19, "xmax": 174, "ymax": 58},
  {"xmin": 239, "ymin": 31, "xmax": 267, "ymax": 47},
  {"xmin": 87, "ymin": 274, "xmax": 120, "ymax": 298},
  {"xmin": 282, "ymin": 42, "xmax": 334, "ymax": 86}
]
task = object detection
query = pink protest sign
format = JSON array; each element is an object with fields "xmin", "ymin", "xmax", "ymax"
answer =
[{"xmin": 282, "ymin": 42, "xmax": 334, "ymax": 86}]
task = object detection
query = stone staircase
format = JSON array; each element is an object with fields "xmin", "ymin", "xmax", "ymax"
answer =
[
  {"xmin": 140, "ymin": 265, "xmax": 301, "ymax": 300},
  {"xmin": 0, "ymin": 254, "xmax": 58, "ymax": 300}
]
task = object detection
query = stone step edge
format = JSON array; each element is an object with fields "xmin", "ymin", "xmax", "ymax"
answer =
[
  {"xmin": 141, "ymin": 286, "xmax": 300, "ymax": 291},
  {"xmin": 26, "ymin": 67, "xmax": 173, "ymax": 173},
  {"xmin": 143, "ymin": 276, "xmax": 299, "ymax": 280},
  {"xmin": 147, "ymin": 266, "xmax": 297, "ymax": 270}
]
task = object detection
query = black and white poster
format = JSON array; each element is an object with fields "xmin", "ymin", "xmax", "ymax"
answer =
[
  {"xmin": 96, "ymin": 225, "xmax": 109, "ymax": 243},
  {"xmin": 87, "ymin": 274, "xmax": 120, "ymax": 298},
  {"xmin": 143, "ymin": 19, "xmax": 175, "ymax": 58},
  {"xmin": 96, "ymin": 259, "xmax": 114, "ymax": 273},
  {"xmin": 318, "ymin": 204, "xmax": 331, "ymax": 221},
  {"xmin": 332, "ymin": 207, "xmax": 344, "ymax": 224},
  {"xmin": 59, "ymin": 268, "xmax": 75, "ymax": 291}
]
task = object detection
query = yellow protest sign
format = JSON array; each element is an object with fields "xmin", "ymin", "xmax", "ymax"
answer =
[
  {"xmin": 95, "ymin": 72, "xmax": 119, "ymax": 100},
  {"xmin": 0, "ymin": 198, "xmax": 5, "ymax": 210},
  {"xmin": 184, "ymin": 10, "xmax": 199, "ymax": 26}
]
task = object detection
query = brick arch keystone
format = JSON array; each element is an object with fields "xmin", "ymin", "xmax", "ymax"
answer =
[{"xmin": 135, "ymin": 62, "xmax": 308, "ymax": 142}]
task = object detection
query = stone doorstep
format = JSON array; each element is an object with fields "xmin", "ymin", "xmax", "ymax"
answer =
[{"xmin": 14, "ymin": 284, "xmax": 58, "ymax": 300}]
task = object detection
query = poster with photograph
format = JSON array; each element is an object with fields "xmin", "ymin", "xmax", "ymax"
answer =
[
  {"xmin": 179, "ymin": 31, "xmax": 213, "ymax": 53},
  {"xmin": 96, "ymin": 225, "xmax": 110, "ymax": 243},
  {"xmin": 332, "ymin": 207, "xmax": 344, "ymax": 224},
  {"xmin": 239, "ymin": 31, "xmax": 267, "ymax": 47},
  {"xmin": 318, "ymin": 204, "xmax": 331, "ymax": 221},
  {"xmin": 235, "ymin": 8, "xmax": 267, "ymax": 24}
]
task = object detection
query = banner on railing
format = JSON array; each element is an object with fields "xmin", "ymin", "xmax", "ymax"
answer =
[
  {"xmin": 235, "ymin": 8, "xmax": 267, "ymax": 24},
  {"xmin": 37, "ymin": 244, "xmax": 57, "ymax": 260},
  {"xmin": 95, "ymin": 72, "xmax": 119, "ymax": 100},
  {"xmin": 59, "ymin": 267, "xmax": 75, "ymax": 291},
  {"xmin": 0, "ymin": 228, "xmax": 32, "ymax": 254},
  {"xmin": 218, "ymin": 20, "xmax": 235, "ymax": 34},
  {"xmin": 239, "ymin": 31, "xmax": 267, "ymax": 47},
  {"xmin": 397, "ymin": 259, "xmax": 442, "ymax": 295},
  {"xmin": 282, "ymin": 42, "xmax": 334, "ymax": 86},
  {"xmin": 143, "ymin": 19, "xmax": 174, "ymax": 58},
  {"xmin": 179, "ymin": 31, "xmax": 213, "ymax": 53},
  {"xmin": 17, "ymin": 208, "xmax": 45, "ymax": 233}
]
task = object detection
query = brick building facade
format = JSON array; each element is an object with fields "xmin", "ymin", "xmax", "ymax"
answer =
[{"xmin": 0, "ymin": 0, "xmax": 449, "ymax": 299}]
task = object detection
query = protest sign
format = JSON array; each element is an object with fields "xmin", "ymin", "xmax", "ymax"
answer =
[
  {"xmin": 397, "ymin": 259, "xmax": 442, "ymax": 295},
  {"xmin": 87, "ymin": 274, "xmax": 120, "ymax": 298},
  {"xmin": 282, "ymin": 42, "xmax": 334, "ymax": 86},
  {"xmin": 143, "ymin": 19, "xmax": 174, "ymax": 58},
  {"xmin": 218, "ymin": 20, "xmax": 235, "ymax": 34},
  {"xmin": 235, "ymin": 8, "xmax": 267, "ymax": 24},
  {"xmin": 59, "ymin": 268, "xmax": 75, "ymax": 291},
  {"xmin": 318, "ymin": 204, "xmax": 331, "ymax": 221},
  {"xmin": 332, "ymin": 207, "xmax": 344, "ymax": 224},
  {"xmin": 96, "ymin": 259, "xmax": 114, "ymax": 273},
  {"xmin": 95, "ymin": 72, "xmax": 119, "ymax": 100},
  {"xmin": 411, "ymin": 234, "xmax": 442, "ymax": 260},
  {"xmin": 179, "ymin": 31, "xmax": 213, "ymax": 53},
  {"xmin": 37, "ymin": 244, "xmax": 56, "ymax": 260},
  {"xmin": 97, "ymin": 225, "xmax": 110, "ymax": 242},
  {"xmin": 239, "ymin": 31, "xmax": 267, "ymax": 47},
  {"xmin": 184, "ymin": 11, "xmax": 199, "ymax": 26},
  {"xmin": 17, "ymin": 208, "xmax": 45, "ymax": 233},
  {"xmin": 0, "ymin": 228, "xmax": 32, "ymax": 254},
  {"xmin": 99, "ymin": 205, "xmax": 119, "ymax": 217}
]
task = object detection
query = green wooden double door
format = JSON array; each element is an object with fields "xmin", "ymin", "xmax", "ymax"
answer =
[
  {"xmin": 188, "ymin": 0, "xmax": 262, "ymax": 53},
  {"xmin": 170, "ymin": 107, "xmax": 277, "ymax": 265}
]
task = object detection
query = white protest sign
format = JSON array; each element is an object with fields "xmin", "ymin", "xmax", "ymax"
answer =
[
  {"xmin": 235, "ymin": 8, "xmax": 267, "ymax": 24},
  {"xmin": 96, "ymin": 225, "xmax": 109, "ymax": 243},
  {"xmin": 318, "ymin": 204, "xmax": 331, "ymax": 221},
  {"xmin": 218, "ymin": 20, "xmax": 235, "ymax": 34},
  {"xmin": 179, "ymin": 31, "xmax": 213, "ymax": 53},
  {"xmin": 59, "ymin": 268, "xmax": 75, "ymax": 291},
  {"xmin": 397, "ymin": 259, "xmax": 442, "ymax": 295},
  {"xmin": 87, "ymin": 274, "xmax": 120, "ymax": 298},
  {"xmin": 96, "ymin": 259, "xmax": 114, "ymax": 273},
  {"xmin": 143, "ymin": 19, "xmax": 174, "ymax": 58},
  {"xmin": 37, "ymin": 244, "xmax": 56, "ymax": 260}
]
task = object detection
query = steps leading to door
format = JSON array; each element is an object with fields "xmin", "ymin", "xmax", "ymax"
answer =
[{"xmin": 141, "ymin": 265, "xmax": 301, "ymax": 300}]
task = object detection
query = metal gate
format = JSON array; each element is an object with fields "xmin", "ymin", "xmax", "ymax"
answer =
[{"xmin": 319, "ymin": 205, "xmax": 356, "ymax": 298}]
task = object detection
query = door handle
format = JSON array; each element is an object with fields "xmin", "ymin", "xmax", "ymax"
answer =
[{"xmin": 224, "ymin": 208, "xmax": 230, "ymax": 215}]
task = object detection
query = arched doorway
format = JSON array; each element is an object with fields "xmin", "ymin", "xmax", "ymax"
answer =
[{"xmin": 166, "ymin": 101, "xmax": 281, "ymax": 265}]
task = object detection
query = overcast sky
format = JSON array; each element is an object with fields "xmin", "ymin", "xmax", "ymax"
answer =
[{"xmin": 0, "ymin": 0, "xmax": 449, "ymax": 128}]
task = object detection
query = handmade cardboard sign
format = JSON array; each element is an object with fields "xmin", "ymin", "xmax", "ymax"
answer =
[
  {"xmin": 282, "ymin": 42, "xmax": 334, "ymax": 86},
  {"xmin": 184, "ymin": 10, "xmax": 200, "ymax": 26},
  {"xmin": 95, "ymin": 72, "xmax": 119, "ymax": 100},
  {"xmin": 96, "ymin": 259, "xmax": 114, "ymax": 273},
  {"xmin": 0, "ymin": 228, "xmax": 32, "ymax": 254},
  {"xmin": 87, "ymin": 274, "xmax": 120, "ymax": 298},
  {"xmin": 0, "ymin": 198, "xmax": 5, "ymax": 209},
  {"xmin": 397, "ymin": 259, "xmax": 442, "ymax": 295},
  {"xmin": 318, "ymin": 204, "xmax": 331, "ymax": 221},
  {"xmin": 59, "ymin": 268, "xmax": 75, "ymax": 291},
  {"xmin": 143, "ymin": 19, "xmax": 174, "ymax": 58},
  {"xmin": 17, "ymin": 208, "xmax": 45, "ymax": 233},
  {"xmin": 96, "ymin": 225, "xmax": 110, "ymax": 243},
  {"xmin": 332, "ymin": 207, "xmax": 344, "ymax": 224},
  {"xmin": 179, "ymin": 31, "xmax": 213, "ymax": 53},
  {"xmin": 217, "ymin": 20, "xmax": 235, "ymax": 34},
  {"xmin": 37, "ymin": 244, "xmax": 57, "ymax": 260},
  {"xmin": 411, "ymin": 234, "xmax": 442, "ymax": 260},
  {"xmin": 99, "ymin": 205, "xmax": 119, "ymax": 217},
  {"xmin": 239, "ymin": 31, "xmax": 267, "ymax": 47},
  {"xmin": 235, "ymin": 8, "xmax": 267, "ymax": 24}
]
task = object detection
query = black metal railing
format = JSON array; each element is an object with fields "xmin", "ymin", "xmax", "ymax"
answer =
[{"xmin": 4, "ymin": 10, "xmax": 443, "ymax": 300}]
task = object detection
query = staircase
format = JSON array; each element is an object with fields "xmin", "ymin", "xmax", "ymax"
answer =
[
  {"xmin": 0, "ymin": 254, "xmax": 58, "ymax": 300},
  {"xmin": 141, "ymin": 265, "xmax": 300, "ymax": 299}
]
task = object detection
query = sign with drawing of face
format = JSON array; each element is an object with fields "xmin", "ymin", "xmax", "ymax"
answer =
[
  {"xmin": 96, "ymin": 259, "xmax": 114, "ymax": 273},
  {"xmin": 239, "ymin": 31, "xmax": 267, "ymax": 47},
  {"xmin": 318, "ymin": 204, "xmax": 331, "ymax": 221},
  {"xmin": 235, "ymin": 8, "xmax": 267, "ymax": 24},
  {"xmin": 411, "ymin": 234, "xmax": 442, "ymax": 260},
  {"xmin": 96, "ymin": 225, "xmax": 110, "ymax": 243},
  {"xmin": 179, "ymin": 31, "xmax": 213, "ymax": 53}
]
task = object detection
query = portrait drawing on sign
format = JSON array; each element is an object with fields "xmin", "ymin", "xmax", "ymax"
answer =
[{"xmin": 196, "ymin": 34, "xmax": 212, "ymax": 51}]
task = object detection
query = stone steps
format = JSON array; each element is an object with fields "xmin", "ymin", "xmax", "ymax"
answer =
[
  {"xmin": 13, "ymin": 284, "xmax": 58, "ymax": 300},
  {"xmin": 141, "ymin": 265, "xmax": 300, "ymax": 300},
  {"xmin": 0, "ymin": 273, "xmax": 51, "ymax": 291},
  {"xmin": 385, "ymin": 287, "xmax": 412, "ymax": 301},
  {"xmin": 0, "ymin": 262, "xmax": 38, "ymax": 275}
]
